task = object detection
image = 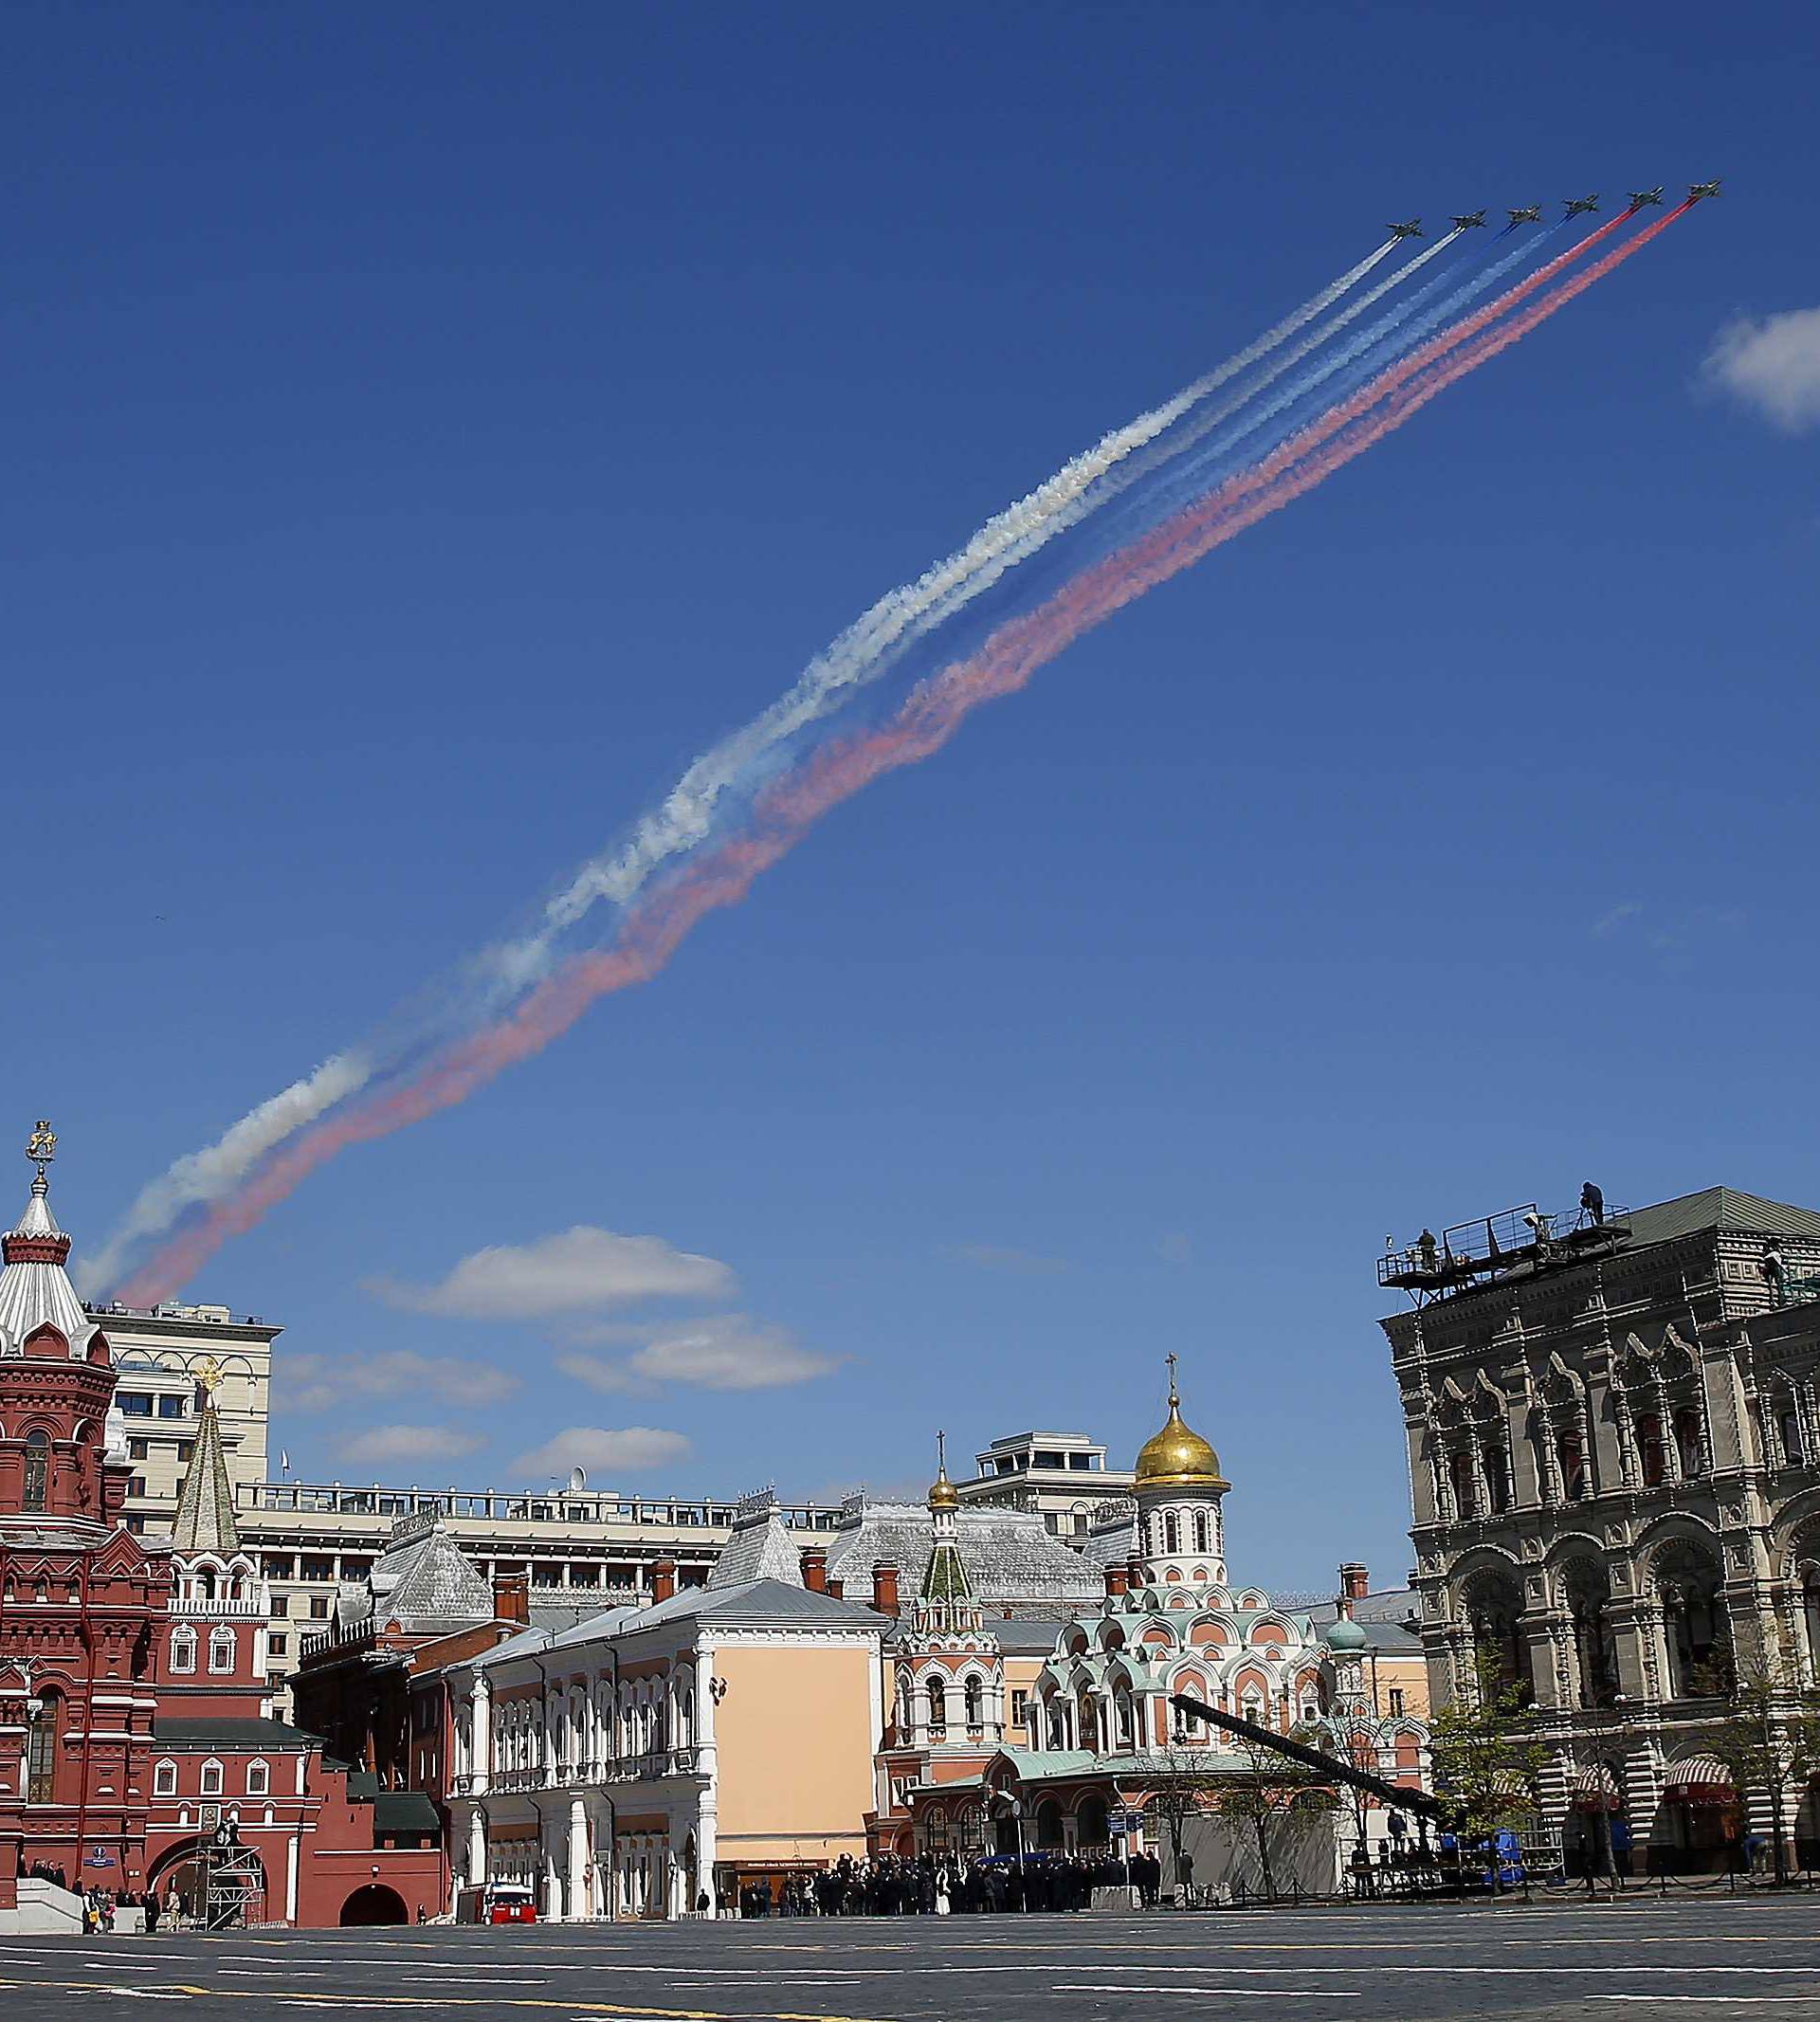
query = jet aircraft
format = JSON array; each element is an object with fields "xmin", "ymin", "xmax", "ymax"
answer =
[
  {"xmin": 1564, "ymin": 193, "xmax": 1600, "ymax": 217},
  {"xmin": 1450, "ymin": 210, "xmax": 1487, "ymax": 230},
  {"xmin": 1627, "ymin": 187, "xmax": 1665, "ymax": 210},
  {"xmin": 1506, "ymin": 205, "xmax": 1543, "ymax": 226},
  {"xmin": 1688, "ymin": 178, "xmax": 1722, "ymax": 202},
  {"xmin": 1388, "ymin": 218, "xmax": 1424, "ymax": 239}
]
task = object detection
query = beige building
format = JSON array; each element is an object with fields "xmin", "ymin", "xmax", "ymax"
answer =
[{"xmin": 445, "ymin": 1562, "xmax": 888, "ymax": 1920}]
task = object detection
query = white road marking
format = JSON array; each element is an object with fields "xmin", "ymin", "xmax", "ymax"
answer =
[{"xmin": 1055, "ymin": 1987, "xmax": 1358, "ymax": 2000}]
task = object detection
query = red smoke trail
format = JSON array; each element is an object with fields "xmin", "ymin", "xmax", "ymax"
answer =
[{"xmin": 118, "ymin": 206, "xmax": 1688, "ymax": 1302}]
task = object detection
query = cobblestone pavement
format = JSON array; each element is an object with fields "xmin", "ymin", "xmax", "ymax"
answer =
[{"xmin": 2, "ymin": 1894, "xmax": 1817, "ymax": 2022}]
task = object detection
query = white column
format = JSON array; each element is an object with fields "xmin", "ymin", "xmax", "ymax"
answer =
[
  {"xmin": 694, "ymin": 1639, "xmax": 719, "ymax": 1917},
  {"xmin": 286, "ymin": 1831, "xmax": 300, "ymax": 1923},
  {"xmin": 469, "ymin": 1675, "xmax": 492, "ymax": 1795},
  {"xmin": 467, "ymin": 1804, "xmax": 487, "ymax": 1888},
  {"xmin": 567, "ymin": 1797, "xmax": 590, "ymax": 1921},
  {"xmin": 544, "ymin": 1833, "xmax": 565, "ymax": 1922}
]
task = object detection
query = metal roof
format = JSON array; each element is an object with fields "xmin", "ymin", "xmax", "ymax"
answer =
[
  {"xmin": 1623, "ymin": 1188, "xmax": 1820, "ymax": 1248},
  {"xmin": 829, "ymin": 1500, "xmax": 1101, "ymax": 1610},
  {"xmin": 152, "ymin": 1716, "xmax": 321, "ymax": 1751},
  {"xmin": 706, "ymin": 1506, "xmax": 804, "ymax": 1589},
  {"xmin": 0, "ymin": 1178, "xmax": 97, "ymax": 1358}
]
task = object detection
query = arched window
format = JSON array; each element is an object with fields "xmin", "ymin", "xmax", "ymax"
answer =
[
  {"xmin": 23, "ymin": 1431, "xmax": 49, "ymax": 1514},
  {"xmin": 154, "ymin": 1758, "xmax": 178, "ymax": 1797},
  {"xmin": 27, "ymin": 1688, "xmax": 60, "ymax": 1803},
  {"xmin": 246, "ymin": 1758, "xmax": 269, "ymax": 1796},
  {"xmin": 1192, "ymin": 1510, "xmax": 1211, "ymax": 1555},
  {"xmin": 209, "ymin": 1627, "xmax": 237, "ymax": 1674},
  {"xmin": 1775, "ymin": 1394, "xmax": 1807, "ymax": 1468},
  {"xmin": 170, "ymin": 1626, "xmax": 197, "ymax": 1674},
  {"xmin": 1447, "ymin": 1448, "xmax": 1476, "ymax": 1519},
  {"xmin": 926, "ymin": 1677, "xmax": 947, "ymax": 1734},
  {"xmin": 1673, "ymin": 1407, "xmax": 1705, "ymax": 1481},
  {"xmin": 1556, "ymin": 1429, "xmax": 1588, "ymax": 1501},
  {"xmin": 200, "ymin": 1758, "xmax": 224, "ymax": 1797},
  {"xmin": 1653, "ymin": 1539, "xmax": 1733, "ymax": 1698},
  {"xmin": 1462, "ymin": 1567, "xmax": 1531, "ymax": 1703},
  {"xmin": 963, "ymin": 1675, "xmax": 984, "ymax": 1729},
  {"xmin": 1162, "ymin": 1511, "xmax": 1180, "ymax": 1556},
  {"xmin": 1561, "ymin": 1557, "xmax": 1616, "ymax": 1708},
  {"xmin": 1636, "ymin": 1412, "xmax": 1667, "ymax": 1488},
  {"xmin": 1483, "ymin": 1442, "xmax": 1511, "ymax": 1513}
]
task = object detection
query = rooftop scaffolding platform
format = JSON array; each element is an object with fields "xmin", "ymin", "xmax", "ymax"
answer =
[{"xmin": 1378, "ymin": 1197, "xmax": 1631, "ymax": 1305}]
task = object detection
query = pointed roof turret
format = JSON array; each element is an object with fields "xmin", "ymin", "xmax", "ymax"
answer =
[
  {"xmin": 170, "ymin": 1358, "xmax": 241, "ymax": 1555},
  {"xmin": 0, "ymin": 1120, "xmax": 97, "ymax": 1356},
  {"xmin": 918, "ymin": 1432, "xmax": 976, "ymax": 1624}
]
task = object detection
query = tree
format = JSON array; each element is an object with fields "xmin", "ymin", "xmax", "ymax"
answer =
[
  {"xmin": 1209, "ymin": 1725, "xmax": 1339, "ymax": 1901},
  {"xmin": 1703, "ymin": 1652, "xmax": 1820, "ymax": 1886},
  {"xmin": 1138, "ymin": 1748, "xmax": 1225, "ymax": 1901},
  {"xmin": 1428, "ymin": 1651, "xmax": 1550, "ymax": 1873}
]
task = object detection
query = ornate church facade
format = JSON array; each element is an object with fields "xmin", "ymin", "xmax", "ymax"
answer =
[{"xmin": 890, "ymin": 1369, "xmax": 1430, "ymax": 1889}]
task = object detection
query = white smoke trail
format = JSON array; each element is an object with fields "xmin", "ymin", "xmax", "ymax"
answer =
[
  {"xmin": 519, "ymin": 239, "xmax": 1403, "ymax": 957},
  {"xmin": 97, "ymin": 240, "xmax": 1399, "ymax": 1288},
  {"xmin": 79, "ymin": 1052, "xmax": 372, "ymax": 1295}
]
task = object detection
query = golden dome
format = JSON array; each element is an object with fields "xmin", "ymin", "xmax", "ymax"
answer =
[
  {"xmin": 1134, "ymin": 1375, "xmax": 1228, "ymax": 1491},
  {"xmin": 927, "ymin": 1430, "xmax": 960, "ymax": 1510}
]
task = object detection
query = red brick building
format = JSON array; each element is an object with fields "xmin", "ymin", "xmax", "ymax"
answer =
[{"xmin": 0, "ymin": 1130, "xmax": 440, "ymax": 1927}]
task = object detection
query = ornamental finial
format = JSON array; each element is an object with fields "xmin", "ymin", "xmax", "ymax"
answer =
[
  {"xmin": 26, "ymin": 1120, "xmax": 55, "ymax": 1186},
  {"xmin": 936, "ymin": 1430, "xmax": 947, "ymax": 1477},
  {"xmin": 1166, "ymin": 1350, "xmax": 1179, "ymax": 1409},
  {"xmin": 195, "ymin": 1356, "xmax": 224, "ymax": 1399}
]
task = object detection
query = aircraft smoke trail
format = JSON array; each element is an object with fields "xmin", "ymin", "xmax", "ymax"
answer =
[
  {"xmin": 99, "ymin": 236, "xmax": 1405, "ymax": 1282},
  {"xmin": 116, "ymin": 207, "xmax": 1691, "ymax": 1304},
  {"xmin": 528, "ymin": 239, "xmax": 1403, "ymax": 950}
]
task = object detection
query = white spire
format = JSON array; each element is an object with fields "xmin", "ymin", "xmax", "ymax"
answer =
[{"xmin": 0, "ymin": 1120, "xmax": 98, "ymax": 1357}]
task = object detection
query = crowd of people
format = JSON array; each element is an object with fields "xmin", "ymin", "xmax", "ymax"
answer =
[{"xmin": 735, "ymin": 1849, "xmax": 1170, "ymax": 1918}]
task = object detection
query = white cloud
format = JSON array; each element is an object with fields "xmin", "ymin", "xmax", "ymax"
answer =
[
  {"xmin": 512, "ymin": 1426, "xmax": 692, "ymax": 1481},
  {"xmin": 1592, "ymin": 902, "xmax": 1642, "ymax": 939},
  {"xmin": 556, "ymin": 1315, "xmax": 837, "ymax": 1394},
  {"xmin": 282, "ymin": 1349, "xmax": 518, "ymax": 1414},
  {"xmin": 372, "ymin": 1227, "xmax": 736, "ymax": 1321},
  {"xmin": 1704, "ymin": 307, "xmax": 1820, "ymax": 433},
  {"xmin": 338, "ymin": 1424, "xmax": 485, "ymax": 1466},
  {"xmin": 947, "ymin": 1243, "xmax": 1069, "ymax": 1275}
]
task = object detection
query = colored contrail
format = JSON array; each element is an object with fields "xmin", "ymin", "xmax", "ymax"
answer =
[
  {"xmin": 116, "ymin": 204, "xmax": 1692, "ymax": 1302},
  {"xmin": 88, "ymin": 237, "xmax": 1410, "ymax": 1296}
]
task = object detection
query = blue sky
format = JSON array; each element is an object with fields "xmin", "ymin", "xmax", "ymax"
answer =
[{"xmin": 8, "ymin": 0, "xmax": 1816, "ymax": 1588}]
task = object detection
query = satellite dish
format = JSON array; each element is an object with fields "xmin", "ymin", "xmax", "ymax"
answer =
[{"xmin": 567, "ymin": 1466, "xmax": 587, "ymax": 1492}]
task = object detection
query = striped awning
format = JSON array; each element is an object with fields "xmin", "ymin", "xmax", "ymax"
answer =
[
  {"xmin": 1574, "ymin": 1762, "xmax": 1621, "ymax": 1798},
  {"xmin": 1662, "ymin": 1755, "xmax": 1734, "ymax": 1791}
]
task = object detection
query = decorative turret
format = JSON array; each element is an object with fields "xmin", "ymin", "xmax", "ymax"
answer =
[
  {"xmin": 165, "ymin": 1357, "xmax": 272, "ymax": 1708},
  {"xmin": 917, "ymin": 1431, "xmax": 976, "ymax": 1632},
  {"xmin": 171, "ymin": 1358, "xmax": 241, "ymax": 1557},
  {"xmin": 1133, "ymin": 1355, "xmax": 1228, "ymax": 1590},
  {"xmin": 0, "ymin": 1121, "xmax": 100, "ymax": 1359}
]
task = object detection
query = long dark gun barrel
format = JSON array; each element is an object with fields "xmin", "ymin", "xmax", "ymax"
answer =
[{"xmin": 1168, "ymin": 1693, "xmax": 1449, "ymax": 1825}]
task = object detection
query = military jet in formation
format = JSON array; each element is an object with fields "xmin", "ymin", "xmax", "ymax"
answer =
[
  {"xmin": 1564, "ymin": 193, "xmax": 1601, "ymax": 217},
  {"xmin": 1627, "ymin": 187, "xmax": 1665, "ymax": 210},
  {"xmin": 1689, "ymin": 178, "xmax": 1722, "ymax": 202},
  {"xmin": 1449, "ymin": 210, "xmax": 1487, "ymax": 230},
  {"xmin": 1388, "ymin": 218, "xmax": 1425, "ymax": 239},
  {"xmin": 1506, "ymin": 205, "xmax": 1543, "ymax": 227}
]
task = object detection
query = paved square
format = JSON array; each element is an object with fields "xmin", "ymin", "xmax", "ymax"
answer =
[{"xmin": 1, "ymin": 1897, "xmax": 1816, "ymax": 2022}]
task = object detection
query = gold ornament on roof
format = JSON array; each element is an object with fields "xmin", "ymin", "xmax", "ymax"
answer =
[
  {"xmin": 1134, "ymin": 1353, "xmax": 1228, "ymax": 1490},
  {"xmin": 195, "ymin": 1356, "xmax": 224, "ymax": 1398},
  {"xmin": 928, "ymin": 1429, "xmax": 959, "ymax": 1510},
  {"xmin": 26, "ymin": 1120, "xmax": 56, "ymax": 1180}
]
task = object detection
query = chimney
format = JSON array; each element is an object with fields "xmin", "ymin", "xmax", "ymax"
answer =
[
  {"xmin": 1104, "ymin": 1564, "xmax": 1128, "ymax": 1599},
  {"xmin": 493, "ymin": 1573, "xmax": 529, "ymax": 1626},
  {"xmin": 652, "ymin": 1557, "xmax": 678, "ymax": 1605},
  {"xmin": 1126, "ymin": 1553, "xmax": 1145, "ymax": 1593},
  {"xmin": 871, "ymin": 1560, "xmax": 901, "ymax": 1619},
  {"xmin": 800, "ymin": 1548, "xmax": 828, "ymax": 1594},
  {"xmin": 826, "ymin": 1576, "xmax": 845, "ymax": 1599},
  {"xmin": 1339, "ymin": 1562, "xmax": 1370, "ymax": 1603}
]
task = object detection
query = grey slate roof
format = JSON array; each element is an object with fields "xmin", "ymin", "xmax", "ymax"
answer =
[
  {"xmin": 1624, "ymin": 1188, "xmax": 1820, "ymax": 1248},
  {"xmin": 474, "ymin": 1577, "xmax": 889, "ymax": 1667},
  {"xmin": 338, "ymin": 1519, "xmax": 495, "ymax": 1636},
  {"xmin": 829, "ymin": 1501, "xmax": 1101, "ymax": 1612},
  {"xmin": 706, "ymin": 1506, "xmax": 804, "ymax": 1589}
]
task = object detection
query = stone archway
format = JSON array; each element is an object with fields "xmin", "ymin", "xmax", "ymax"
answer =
[{"xmin": 340, "ymin": 1883, "xmax": 410, "ymax": 1926}]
